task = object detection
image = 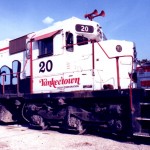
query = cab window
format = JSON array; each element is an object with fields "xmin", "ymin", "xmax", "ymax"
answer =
[
  {"xmin": 38, "ymin": 37, "xmax": 53, "ymax": 58},
  {"xmin": 77, "ymin": 35, "xmax": 88, "ymax": 46},
  {"xmin": 66, "ymin": 32, "xmax": 74, "ymax": 52}
]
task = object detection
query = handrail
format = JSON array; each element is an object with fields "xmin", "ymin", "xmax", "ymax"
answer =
[
  {"xmin": 96, "ymin": 41, "xmax": 135, "ymax": 112},
  {"xmin": 1, "ymin": 58, "xmax": 29, "ymax": 95}
]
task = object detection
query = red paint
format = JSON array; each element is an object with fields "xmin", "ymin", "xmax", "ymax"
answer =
[
  {"xmin": 30, "ymin": 40, "xmax": 33, "ymax": 94},
  {"xmin": 92, "ymin": 40, "xmax": 95, "ymax": 75},
  {"xmin": 129, "ymin": 84, "xmax": 134, "ymax": 112},
  {"xmin": 0, "ymin": 47, "xmax": 9, "ymax": 52},
  {"xmin": 39, "ymin": 77, "xmax": 80, "ymax": 88},
  {"xmin": 116, "ymin": 57, "xmax": 121, "ymax": 90},
  {"xmin": 141, "ymin": 80, "xmax": 150, "ymax": 87},
  {"xmin": 34, "ymin": 30, "xmax": 61, "ymax": 41}
]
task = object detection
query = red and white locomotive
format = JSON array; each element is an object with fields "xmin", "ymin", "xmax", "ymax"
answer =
[{"xmin": 0, "ymin": 10, "xmax": 149, "ymax": 137}]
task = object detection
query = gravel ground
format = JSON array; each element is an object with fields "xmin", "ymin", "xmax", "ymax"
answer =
[{"xmin": 0, "ymin": 125, "xmax": 149, "ymax": 150}]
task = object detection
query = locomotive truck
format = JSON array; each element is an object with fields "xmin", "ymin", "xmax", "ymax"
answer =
[{"xmin": 0, "ymin": 10, "xmax": 150, "ymax": 138}]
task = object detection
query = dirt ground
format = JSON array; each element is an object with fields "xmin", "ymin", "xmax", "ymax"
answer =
[{"xmin": 0, "ymin": 124, "xmax": 149, "ymax": 150}]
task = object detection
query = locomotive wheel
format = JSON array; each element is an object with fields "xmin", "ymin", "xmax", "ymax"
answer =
[
  {"xmin": 30, "ymin": 115, "xmax": 48, "ymax": 130},
  {"xmin": 108, "ymin": 119, "xmax": 123, "ymax": 134},
  {"xmin": 68, "ymin": 116, "xmax": 86, "ymax": 134}
]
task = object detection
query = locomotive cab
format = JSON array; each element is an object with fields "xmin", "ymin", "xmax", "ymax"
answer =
[{"xmin": 27, "ymin": 17, "xmax": 106, "ymax": 94}]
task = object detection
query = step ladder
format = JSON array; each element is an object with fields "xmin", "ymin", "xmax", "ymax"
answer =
[{"xmin": 133, "ymin": 90, "xmax": 150, "ymax": 138}]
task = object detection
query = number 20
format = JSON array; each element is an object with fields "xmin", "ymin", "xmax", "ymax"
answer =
[
  {"xmin": 39, "ymin": 60, "xmax": 53, "ymax": 73},
  {"xmin": 81, "ymin": 25, "xmax": 89, "ymax": 32}
]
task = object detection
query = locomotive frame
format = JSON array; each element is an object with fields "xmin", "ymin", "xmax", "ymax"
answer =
[{"xmin": 0, "ymin": 10, "xmax": 150, "ymax": 138}]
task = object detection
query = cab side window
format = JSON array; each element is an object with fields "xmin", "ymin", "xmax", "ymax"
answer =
[
  {"xmin": 38, "ymin": 37, "xmax": 53, "ymax": 58},
  {"xmin": 77, "ymin": 35, "xmax": 88, "ymax": 46},
  {"xmin": 66, "ymin": 32, "xmax": 74, "ymax": 52}
]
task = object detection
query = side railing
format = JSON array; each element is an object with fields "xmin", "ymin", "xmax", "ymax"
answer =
[{"xmin": 1, "ymin": 72, "xmax": 20, "ymax": 96}]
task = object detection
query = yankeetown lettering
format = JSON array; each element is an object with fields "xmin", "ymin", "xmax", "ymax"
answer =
[{"xmin": 39, "ymin": 77, "xmax": 80, "ymax": 88}]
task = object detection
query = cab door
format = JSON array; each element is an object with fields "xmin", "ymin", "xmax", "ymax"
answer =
[{"xmin": 63, "ymin": 33, "xmax": 94, "ymax": 92}]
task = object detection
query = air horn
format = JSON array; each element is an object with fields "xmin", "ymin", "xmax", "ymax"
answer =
[{"xmin": 84, "ymin": 9, "xmax": 105, "ymax": 21}]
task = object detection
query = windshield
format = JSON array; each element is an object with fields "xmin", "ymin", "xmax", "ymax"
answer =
[{"xmin": 102, "ymin": 33, "xmax": 107, "ymax": 41}]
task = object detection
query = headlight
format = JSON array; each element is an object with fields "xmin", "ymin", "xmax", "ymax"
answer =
[{"xmin": 116, "ymin": 45, "xmax": 122, "ymax": 52}]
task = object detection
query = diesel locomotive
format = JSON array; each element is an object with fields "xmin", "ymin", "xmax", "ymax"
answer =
[{"xmin": 0, "ymin": 10, "xmax": 150, "ymax": 138}]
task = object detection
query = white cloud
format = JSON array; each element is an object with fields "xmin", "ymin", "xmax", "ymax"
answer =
[{"xmin": 42, "ymin": 16, "xmax": 54, "ymax": 24}]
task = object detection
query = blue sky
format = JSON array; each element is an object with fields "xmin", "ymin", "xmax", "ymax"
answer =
[{"xmin": 0, "ymin": 0, "xmax": 150, "ymax": 60}]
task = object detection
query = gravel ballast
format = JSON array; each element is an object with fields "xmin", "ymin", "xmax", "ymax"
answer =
[{"xmin": 0, "ymin": 125, "xmax": 149, "ymax": 150}]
